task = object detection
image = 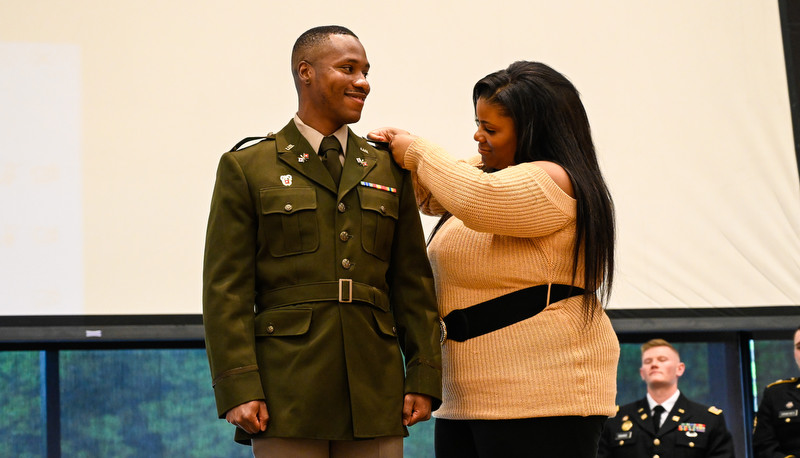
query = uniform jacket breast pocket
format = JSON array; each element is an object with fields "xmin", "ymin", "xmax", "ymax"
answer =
[
  {"xmin": 260, "ymin": 187, "xmax": 319, "ymax": 257},
  {"xmin": 611, "ymin": 429, "xmax": 637, "ymax": 452},
  {"xmin": 676, "ymin": 429, "xmax": 708, "ymax": 454},
  {"xmin": 358, "ymin": 187, "xmax": 399, "ymax": 261}
]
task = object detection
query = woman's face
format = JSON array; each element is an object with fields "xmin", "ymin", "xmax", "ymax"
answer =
[{"xmin": 474, "ymin": 97, "xmax": 517, "ymax": 170}]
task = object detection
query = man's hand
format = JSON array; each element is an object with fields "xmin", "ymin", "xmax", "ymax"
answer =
[
  {"xmin": 402, "ymin": 393, "xmax": 432, "ymax": 427},
  {"xmin": 225, "ymin": 400, "xmax": 269, "ymax": 434}
]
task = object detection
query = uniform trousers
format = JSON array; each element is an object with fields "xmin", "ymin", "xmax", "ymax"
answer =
[
  {"xmin": 251, "ymin": 436, "xmax": 403, "ymax": 458},
  {"xmin": 435, "ymin": 415, "xmax": 606, "ymax": 458}
]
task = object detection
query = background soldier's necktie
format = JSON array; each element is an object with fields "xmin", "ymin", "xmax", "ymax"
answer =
[
  {"xmin": 652, "ymin": 404, "xmax": 665, "ymax": 432},
  {"xmin": 319, "ymin": 136, "xmax": 343, "ymax": 185}
]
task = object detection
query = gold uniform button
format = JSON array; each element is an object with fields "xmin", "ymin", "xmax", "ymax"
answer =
[
  {"xmin": 380, "ymin": 205, "xmax": 386, "ymax": 214},
  {"xmin": 653, "ymin": 455, "xmax": 660, "ymax": 458},
  {"xmin": 339, "ymin": 231, "xmax": 350, "ymax": 241},
  {"xmin": 786, "ymin": 418, "xmax": 792, "ymax": 423},
  {"xmin": 266, "ymin": 325, "xmax": 274, "ymax": 334},
  {"xmin": 653, "ymin": 438, "xmax": 660, "ymax": 446},
  {"xmin": 689, "ymin": 442, "xmax": 695, "ymax": 448},
  {"xmin": 284, "ymin": 204, "xmax": 293, "ymax": 212},
  {"xmin": 618, "ymin": 440, "xmax": 624, "ymax": 446},
  {"xmin": 341, "ymin": 258, "xmax": 352, "ymax": 269},
  {"xmin": 337, "ymin": 202, "xmax": 346, "ymax": 213}
]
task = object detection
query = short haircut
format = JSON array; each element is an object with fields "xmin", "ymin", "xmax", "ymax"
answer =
[
  {"xmin": 291, "ymin": 25, "xmax": 358, "ymax": 78},
  {"xmin": 641, "ymin": 338, "xmax": 679, "ymax": 358}
]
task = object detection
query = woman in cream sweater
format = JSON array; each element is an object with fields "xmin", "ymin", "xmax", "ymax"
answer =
[{"xmin": 370, "ymin": 61, "xmax": 619, "ymax": 457}]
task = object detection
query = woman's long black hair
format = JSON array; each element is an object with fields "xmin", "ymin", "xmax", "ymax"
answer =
[{"xmin": 472, "ymin": 61, "xmax": 615, "ymax": 321}]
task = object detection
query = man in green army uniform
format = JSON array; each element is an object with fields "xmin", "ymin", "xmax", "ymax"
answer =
[
  {"xmin": 598, "ymin": 339, "xmax": 734, "ymax": 458},
  {"xmin": 203, "ymin": 25, "xmax": 442, "ymax": 457},
  {"xmin": 753, "ymin": 325, "xmax": 800, "ymax": 458}
]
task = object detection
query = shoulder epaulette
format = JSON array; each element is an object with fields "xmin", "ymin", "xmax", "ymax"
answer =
[
  {"xmin": 365, "ymin": 139, "xmax": 390, "ymax": 151},
  {"xmin": 230, "ymin": 133, "xmax": 275, "ymax": 152},
  {"xmin": 708, "ymin": 406, "xmax": 722, "ymax": 415},
  {"xmin": 767, "ymin": 377, "xmax": 799, "ymax": 388}
]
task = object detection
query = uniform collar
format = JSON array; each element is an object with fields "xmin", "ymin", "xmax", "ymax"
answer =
[
  {"xmin": 647, "ymin": 389, "xmax": 680, "ymax": 414},
  {"xmin": 293, "ymin": 114, "xmax": 349, "ymax": 156}
]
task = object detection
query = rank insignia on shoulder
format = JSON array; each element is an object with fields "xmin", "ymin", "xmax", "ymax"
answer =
[
  {"xmin": 767, "ymin": 377, "xmax": 799, "ymax": 388},
  {"xmin": 708, "ymin": 406, "xmax": 722, "ymax": 415}
]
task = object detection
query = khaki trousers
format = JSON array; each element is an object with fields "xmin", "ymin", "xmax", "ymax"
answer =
[{"xmin": 251, "ymin": 436, "xmax": 403, "ymax": 458}]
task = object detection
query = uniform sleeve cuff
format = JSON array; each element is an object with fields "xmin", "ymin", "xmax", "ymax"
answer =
[
  {"xmin": 404, "ymin": 359, "xmax": 443, "ymax": 410},
  {"xmin": 213, "ymin": 370, "xmax": 266, "ymax": 418}
]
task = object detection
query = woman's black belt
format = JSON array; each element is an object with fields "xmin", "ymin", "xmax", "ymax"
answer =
[{"xmin": 439, "ymin": 284, "xmax": 585, "ymax": 343}]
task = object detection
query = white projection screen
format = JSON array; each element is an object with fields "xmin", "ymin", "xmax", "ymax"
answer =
[{"xmin": 0, "ymin": 1, "xmax": 798, "ymax": 340}]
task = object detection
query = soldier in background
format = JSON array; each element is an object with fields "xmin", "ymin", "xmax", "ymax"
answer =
[
  {"xmin": 753, "ymin": 325, "xmax": 800, "ymax": 458},
  {"xmin": 598, "ymin": 339, "xmax": 734, "ymax": 458}
]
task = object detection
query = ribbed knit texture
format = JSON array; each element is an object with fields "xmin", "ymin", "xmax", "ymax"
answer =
[{"xmin": 405, "ymin": 138, "xmax": 619, "ymax": 420}]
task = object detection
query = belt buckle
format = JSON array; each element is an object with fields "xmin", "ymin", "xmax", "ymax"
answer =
[
  {"xmin": 439, "ymin": 317, "xmax": 447, "ymax": 344},
  {"xmin": 338, "ymin": 279, "xmax": 353, "ymax": 303}
]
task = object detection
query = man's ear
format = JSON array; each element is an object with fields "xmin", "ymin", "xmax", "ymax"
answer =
[
  {"xmin": 639, "ymin": 366, "xmax": 646, "ymax": 382},
  {"xmin": 676, "ymin": 362, "xmax": 686, "ymax": 378},
  {"xmin": 297, "ymin": 61, "xmax": 313, "ymax": 85}
]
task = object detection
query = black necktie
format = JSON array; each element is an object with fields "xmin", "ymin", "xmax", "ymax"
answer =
[
  {"xmin": 319, "ymin": 136, "xmax": 343, "ymax": 184},
  {"xmin": 652, "ymin": 405, "xmax": 665, "ymax": 432}
]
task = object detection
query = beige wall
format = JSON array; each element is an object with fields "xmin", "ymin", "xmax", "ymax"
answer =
[{"xmin": 0, "ymin": 0, "xmax": 797, "ymax": 315}]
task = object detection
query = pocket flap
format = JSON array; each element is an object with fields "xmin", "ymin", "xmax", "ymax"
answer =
[
  {"xmin": 260, "ymin": 187, "xmax": 316, "ymax": 215},
  {"xmin": 254, "ymin": 308, "xmax": 313, "ymax": 337},
  {"xmin": 358, "ymin": 187, "xmax": 399, "ymax": 219},
  {"xmin": 372, "ymin": 309, "xmax": 398, "ymax": 337}
]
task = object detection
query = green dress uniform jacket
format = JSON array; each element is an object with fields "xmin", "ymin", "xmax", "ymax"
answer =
[
  {"xmin": 203, "ymin": 120, "xmax": 442, "ymax": 444},
  {"xmin": 753, "ymin": 377, "xmax": 800, "ymax": 458},
  {"xmin": 598, "ymin": 394, "xmax": 735, "ymax": 458}
]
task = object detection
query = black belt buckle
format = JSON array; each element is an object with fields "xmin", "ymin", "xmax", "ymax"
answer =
[
  {"xmin": 338, "ymin": 279, "xmax": 353, "ymax": 303},
  {"xmin": 441, "ymin": 309, "xmax": 469, "ymax": 342}
]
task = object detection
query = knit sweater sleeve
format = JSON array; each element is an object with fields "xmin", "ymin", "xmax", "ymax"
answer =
[
  {"xmin": 405, "ymin": 137, "xmax": 576, "ymax": 238},
  {"xmin": 411, "ymin": 154, "xmax": 483, "ymax": 217}
]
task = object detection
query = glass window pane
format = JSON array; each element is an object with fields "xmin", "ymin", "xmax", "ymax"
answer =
[
  {"xmin": 0, "ymin": 351, "xmax": 45, "ymax": 457},
  {"xmin": 59, "ymin": 349, "xmax": 250, "ymax": 457},
  {"xmin": 404, "ymin": 418, "xmax": 434, "ymax": 457},
  {"xmin": 752, "ymin": 338, "xmax": 799, "ymax": 407},
  {"xmin": 616, "ymin": 341, "xmax": 724, "ymax": 408}
]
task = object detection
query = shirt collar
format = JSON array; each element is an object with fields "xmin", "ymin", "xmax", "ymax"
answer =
[
  {"xmin": 293, "ymin": 114, "xmax": 349, "ymax": 156},
  {"xmin": 647, "ymin": 389, "xmax": 680, "ymax": 414}
]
